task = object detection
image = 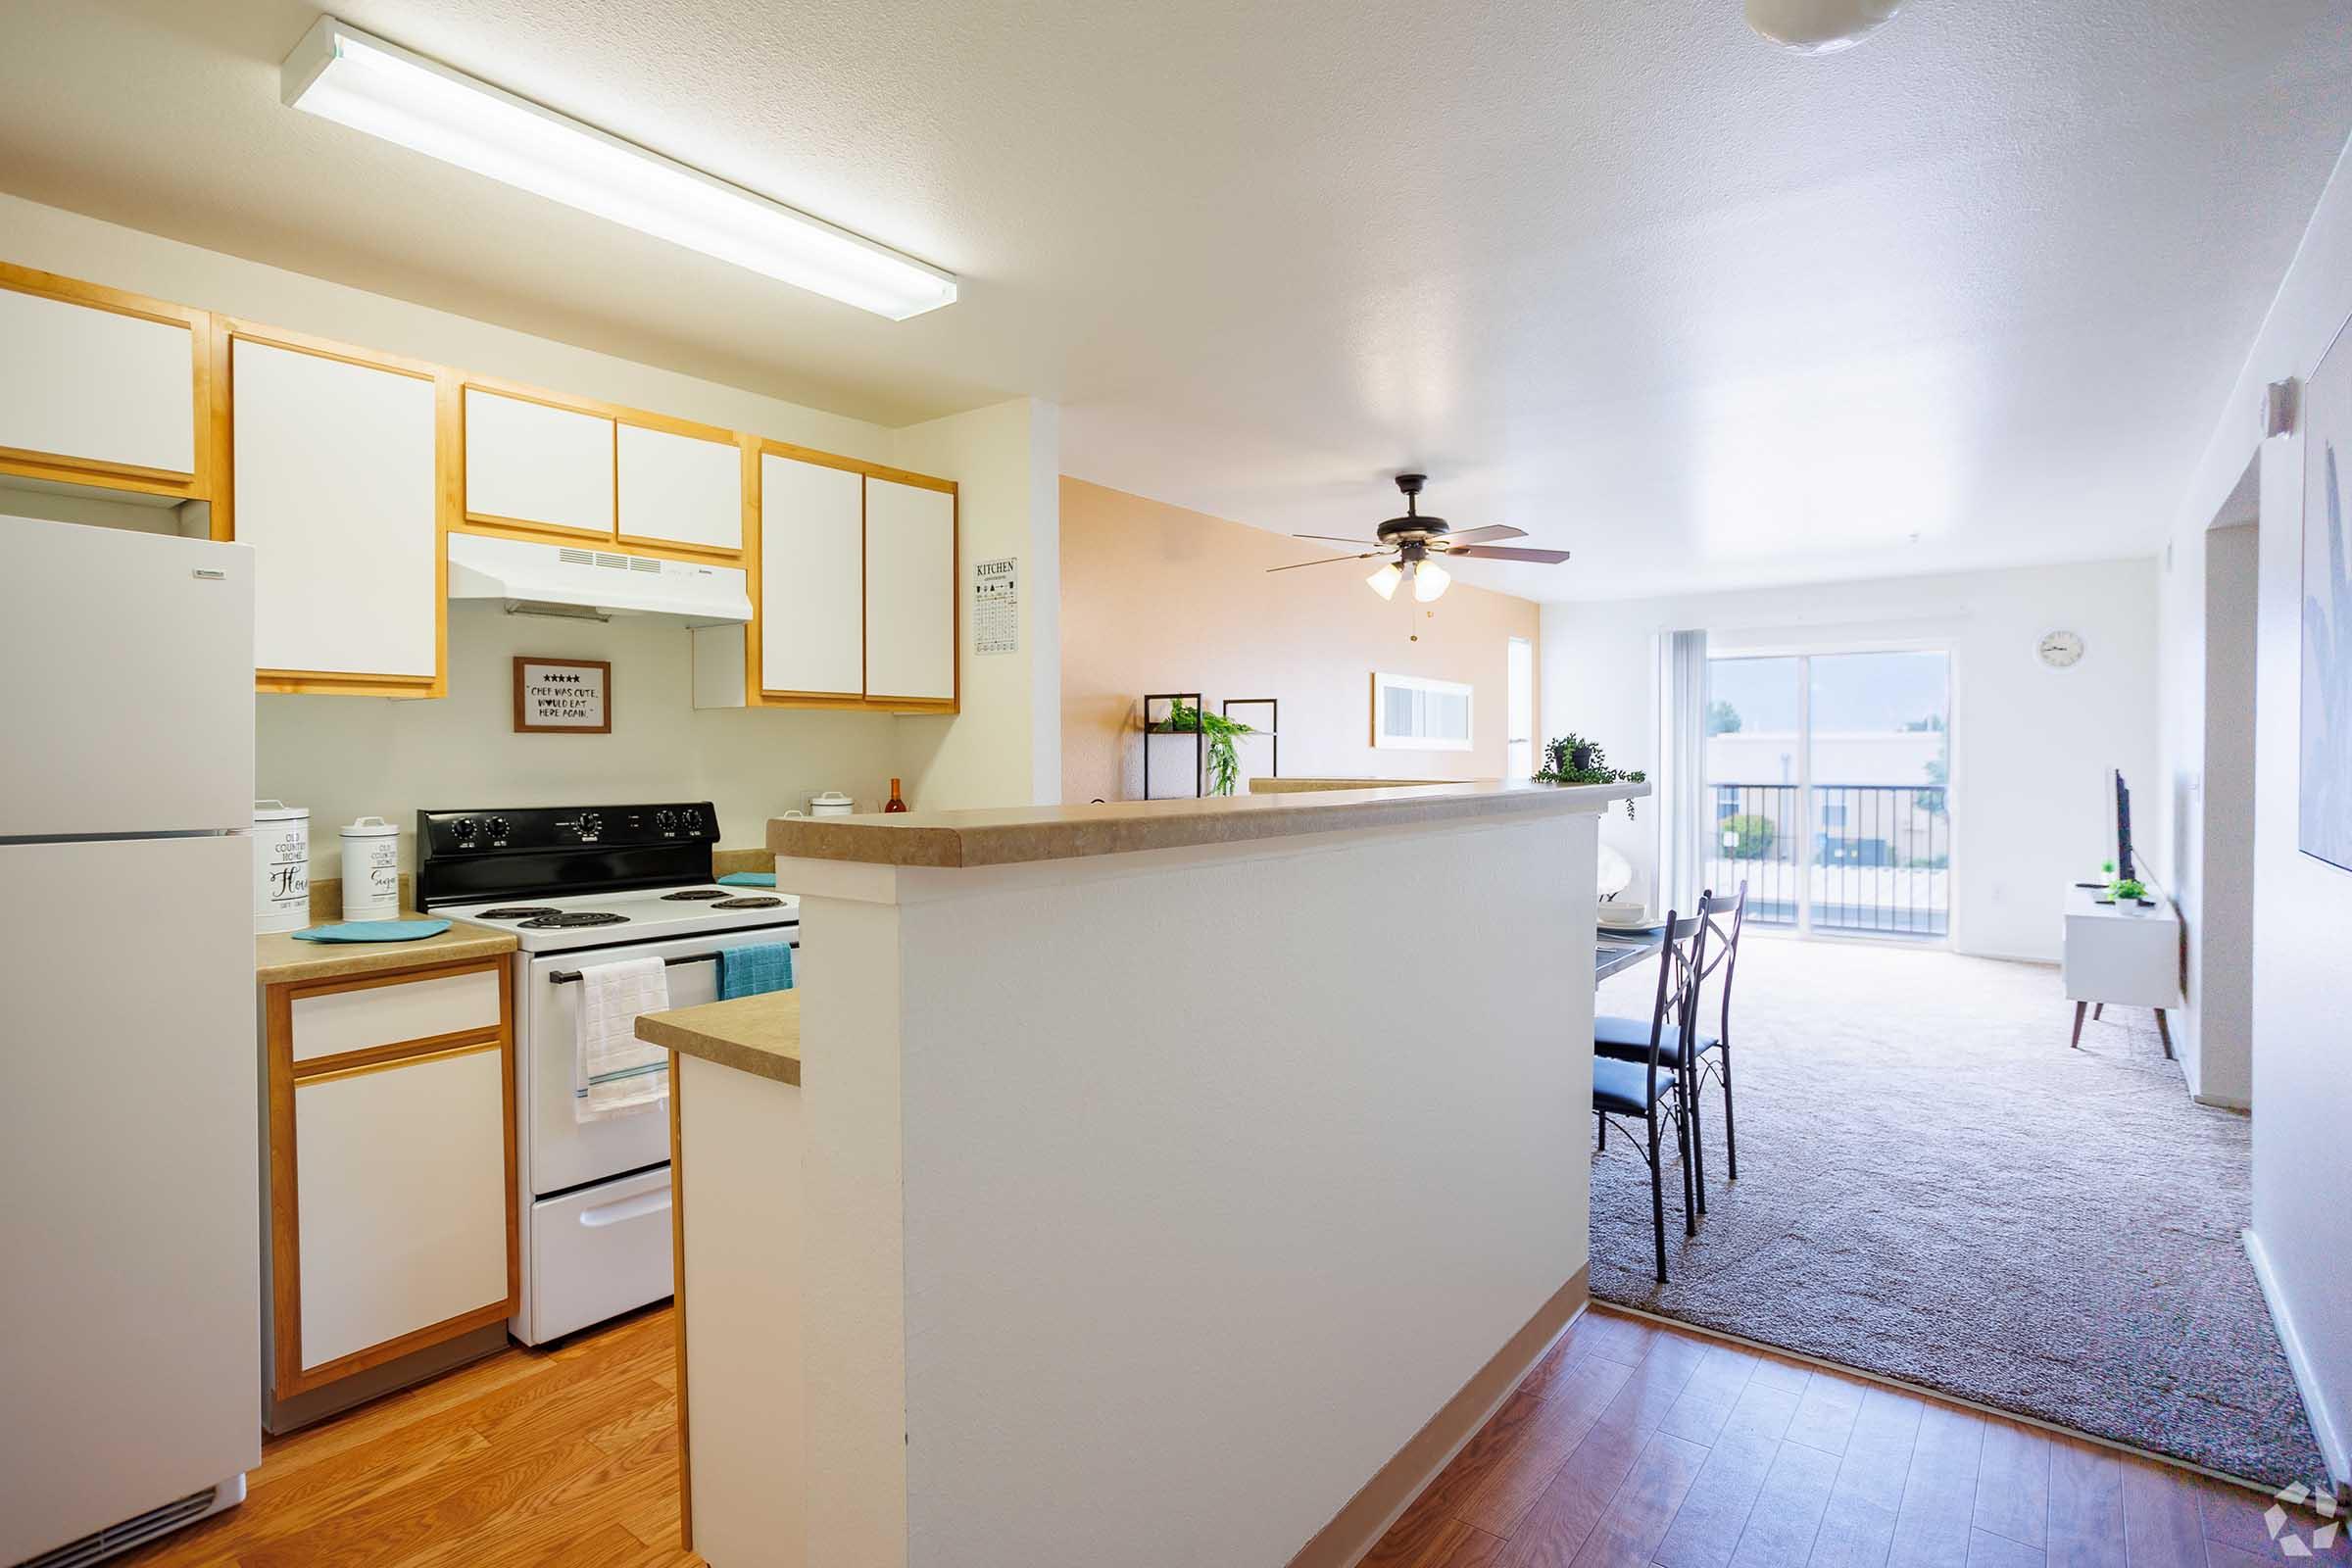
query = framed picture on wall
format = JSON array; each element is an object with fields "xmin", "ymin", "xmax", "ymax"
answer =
[
  {"xmin": 1372, "ymin": 671, "xmax": 1473, "ymax": 751},
  {"xmin": 2303, "ymin": 314, "xmax": 2352, "ymax": 873}
]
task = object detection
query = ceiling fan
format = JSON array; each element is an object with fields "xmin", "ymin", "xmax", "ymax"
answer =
[{"xmin": 1269, "ymin": 474, "xmax": 1572, "ymax": 602}]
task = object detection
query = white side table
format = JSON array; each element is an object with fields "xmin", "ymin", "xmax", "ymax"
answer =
[{"xmin": 2060, "ymin": 876, "xmax": 2181, "ymax": 1056}]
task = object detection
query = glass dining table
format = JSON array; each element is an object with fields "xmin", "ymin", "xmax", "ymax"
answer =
[{"xmin": 1595, "ymin": 932, "xmax": 1660, "ymax": 985}]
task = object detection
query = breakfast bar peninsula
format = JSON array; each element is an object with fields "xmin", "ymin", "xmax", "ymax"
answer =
[{"xmin": 640, "ymin": 779, "xmax": 1643, "ymax": 1568}]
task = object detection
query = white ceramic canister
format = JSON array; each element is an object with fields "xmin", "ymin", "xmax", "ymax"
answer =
[
  {"xmin": 339, "ymin": 816, "xmax": 402, "ymax": 921},
  {"xmin": 254, "ymin": 800, "xmax": 311, "ymax": 934},
  {"xmin": 808, "ymin": 791, "xmax": 856, "ymax": 816}
]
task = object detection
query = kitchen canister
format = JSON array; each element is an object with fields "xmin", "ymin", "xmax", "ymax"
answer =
[
  {"xmin": 254, "ymin": 800, "xmax": 310, "ymax": 934},
  {"xmin": 339, "ymin": 816, "xmax": 402, "ymax": 921},
  {"xmin": 780, "ymin": 790, "xmax": 858, "ymax": 819}
]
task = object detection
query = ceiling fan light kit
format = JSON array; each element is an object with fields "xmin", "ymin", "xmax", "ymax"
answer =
[
  {"xmin": 1744, "ymin": 0, "xmax": 1903, "ymax": 54},
  {"xmin": 1269, "ymin": 473, "xmax": 1572, "ymax": 600}
]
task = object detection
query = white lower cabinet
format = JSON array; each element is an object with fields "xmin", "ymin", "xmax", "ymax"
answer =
[
  {"xmin": 268, "ymin": 958, "xmax": 515, "ymax": 1406},
  {"xmin": 294, "ymin": 1046, "xmax": 510, "ymax": 1371}
]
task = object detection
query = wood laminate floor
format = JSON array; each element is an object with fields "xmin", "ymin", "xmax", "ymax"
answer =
[
  {"xmin": 118, "ymin": 1304, "xmax": 699, "ymax": 1568},
  {"xmin": 1368, "ymin": 1307, "xmax": 2344, "ymax": 1568},
  {"xmin": 105, "ymin": 1301, "xmax": 2331, "ymax": 1568}
]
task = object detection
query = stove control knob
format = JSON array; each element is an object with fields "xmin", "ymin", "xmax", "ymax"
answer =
[
  {"xmin": 654, "ymin": 809, "xmax": 677, "ymax": 833},
  {"xmin": 452, "ymin": 816, "xmax": 477, "ymax": 844},
  {"xmin": 681, "ymin": 808, "xmax": 705, "ymax": 834},
  {"xmin": 577, "ymin": 811, "xmax": 604, "ymax": 839},
  {"xmin": 484, "ymin": 815, "xmax": 511, "ymax": 842}
]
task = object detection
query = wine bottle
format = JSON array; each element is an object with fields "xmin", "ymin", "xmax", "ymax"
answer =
[{"xmin": 884, "ymin": 777, "xmax": 909, "ymax": 813}]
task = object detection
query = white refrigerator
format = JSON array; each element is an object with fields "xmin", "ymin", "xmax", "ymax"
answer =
[{"xmin": 0, "ymin": 515, "xmax": 262, "ymax": 1564}]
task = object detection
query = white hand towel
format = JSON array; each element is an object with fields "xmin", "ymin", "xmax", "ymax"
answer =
[{"xmin": 575, "ymin": 956, "xmax": 671, "ymax": 1123}]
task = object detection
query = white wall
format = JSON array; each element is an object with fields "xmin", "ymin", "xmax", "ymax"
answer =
[
  {"xmin": 890, "ymin": 399, "xmax": 1063, "ymax": 809},
  {"xmin": 2, "ymin": 194, "xmax": 1065, "ymax": 862},
  {"xmin": 2152, "ymin": 475, "xmax": 2261, "ymax": 1109},
  {"xmin": 261, "ymin": 602, "xmax": 905, "ymax": 876},
  {"xmin": 1541, "ymin": 559, "xmax": 2160, "ymax": 962},
  {"xmin": 2154, "ymin": 131, "xmax": 2352, "ymax": 1488},
  {"xmin": 784, "ymin": 808, "xmax": 1596, "ymax": 1566}
]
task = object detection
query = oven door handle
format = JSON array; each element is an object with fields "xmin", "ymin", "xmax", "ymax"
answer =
[
  {"xmin": 546, "ymin": 942, "xmax": 798, "ymax": 985},
  {"xmin": 578, "ymin": 1188, "xmax": 672, "ymax": 1228}
]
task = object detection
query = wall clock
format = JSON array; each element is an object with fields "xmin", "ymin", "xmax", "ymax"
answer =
[{"xmin": 2037, "ymin": 630, "xmax": 2085, "ymax": 668}]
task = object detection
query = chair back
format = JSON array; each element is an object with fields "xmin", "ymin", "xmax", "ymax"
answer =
[
  {"xmin": 1638, "ymin": 898, "xmax": 1714, "ymax": 1105},
  {"xmin": 1695, "ymin": 881, "xmax": 1748, "ymax": 1043}
]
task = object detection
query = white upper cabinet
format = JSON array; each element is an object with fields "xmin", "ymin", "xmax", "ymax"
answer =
[
  {"xmin": 233, "ymin": 336, "xmax": 438, "ymax": 681},
  {"xmin": 0, "ymin": 282, "xmax": 196, "ymax": 478},
  {"xmin": 759, "ymin": 453, "xmax": 864, "ymax": 698},
  {"xmin": 618, "ymin": 422, "xmax": 741, "ymax": 554},
  {"xmin": 464, "ymin": 387, "xmax": 613, "ymax": 537},
  {"xmin": 863, "ymin": 476, "xmax": 956, "ymax": 703}
]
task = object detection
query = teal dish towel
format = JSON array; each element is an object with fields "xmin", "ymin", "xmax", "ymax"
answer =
[
  {"xmin": 719, "ymin": 943, "xmax": 795, "ymax": 1000},
  {"xmin": 716, "ymin": 871, "xmax": 776, "ymax": 887}
]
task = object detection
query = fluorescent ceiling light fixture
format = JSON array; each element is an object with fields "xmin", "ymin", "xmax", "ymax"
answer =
[
  {"xmin": 280, "ymin": 17, "xmax": 956, "ymax": 319},
  {"xmin": 1366, "ymin": 563, "xmax": 1403, "ymax": 600},
  {"xmin": 1412, "ymin": 560, "xmax": 1451, "ymax": 602}
]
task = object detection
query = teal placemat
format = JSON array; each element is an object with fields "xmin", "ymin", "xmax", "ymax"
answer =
[
  {"xmin": 716, "ymin": 871, "xmax": 776, "ymax": 887},
  {"xmin": 290, "ymin": 919, "xmax": 454, "ymax": 944}
]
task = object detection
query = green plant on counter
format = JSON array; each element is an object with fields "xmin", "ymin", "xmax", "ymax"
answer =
[
  {"xmin": 1535, "ymin": 733, "xmax": 1646, "ymax": 816},
  {"xmin": 1152, "ymin": 701, "xmax": 1256, "ymax": 796},
  {"xmin": 2111, "ymin": 877, "xmax": 2147, "ymax": 902}
]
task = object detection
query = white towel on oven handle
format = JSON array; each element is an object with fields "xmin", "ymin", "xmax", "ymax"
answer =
[{"xmin": 574, "ymin": 956, "xmax": 671, "ymax": 1123}]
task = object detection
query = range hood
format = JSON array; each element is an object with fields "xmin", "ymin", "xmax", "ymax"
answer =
[{"xmin": 447, "ymin": 531, "xmax": 751, "ymax": 624}]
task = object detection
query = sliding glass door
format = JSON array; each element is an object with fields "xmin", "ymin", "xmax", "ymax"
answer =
[{"xmin": 1703, "ymin": 650, "xmax": 1950, "ymax": 938}]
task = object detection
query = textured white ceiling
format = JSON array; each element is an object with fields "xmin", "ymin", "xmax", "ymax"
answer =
[{"xmin": 2, "ymin": 0, "xmax": 2348, "ymax": 598}]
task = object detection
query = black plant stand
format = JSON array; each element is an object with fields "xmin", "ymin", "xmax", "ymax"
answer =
[{"xmin": 1142, "ymin": 692, "xmax": 1203, "ymax": 800}]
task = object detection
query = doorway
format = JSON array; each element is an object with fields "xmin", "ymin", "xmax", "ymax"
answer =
[{"xmin": 1702, "ymin": 649, "xmax": 1950, "ymax": 938}]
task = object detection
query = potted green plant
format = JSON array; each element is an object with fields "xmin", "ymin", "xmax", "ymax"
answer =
[
  {"xmin": 1535, "ymin": 733, "xmax": 1646, "ymax": 816},
  {"xmin": 1150, "ymin": 700, "xmax": 1257, "ymax": 797}
]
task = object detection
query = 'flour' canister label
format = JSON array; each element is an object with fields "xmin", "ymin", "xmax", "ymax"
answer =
[
  {"xmin": 339, "ymin": 816, "xmax": 401, "ymax": 922},
  {"xmin": 255, "ymin": 800, "xmax": 310, "ymax": 934}
]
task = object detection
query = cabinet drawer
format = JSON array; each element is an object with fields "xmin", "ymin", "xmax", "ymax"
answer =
[
  {"xmin": 465, "ymin": 387, "xmax": 614, "ymax": 536},
  {"xmin": 291, "ymin": 966, "xmax": 503, "ymax": 1063},
  {"xmin": 294, "ymin": 1044, "xmax": 510, "ymax": 1371}
]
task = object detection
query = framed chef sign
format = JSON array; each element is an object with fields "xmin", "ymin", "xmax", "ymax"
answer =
[{"xmin": 514, "ymin": 658, "xmax": 612, "ymax": 733}]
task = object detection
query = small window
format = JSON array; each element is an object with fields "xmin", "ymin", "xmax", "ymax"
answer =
[{"xmin": 1373, "ymin": 671, "xmax": 1475, "ymax": 751}]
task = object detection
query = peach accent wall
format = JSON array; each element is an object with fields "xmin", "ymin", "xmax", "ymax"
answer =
[{"xmin": 1060, "ymin": 478, "xmax": 1541, "ymax": 803}]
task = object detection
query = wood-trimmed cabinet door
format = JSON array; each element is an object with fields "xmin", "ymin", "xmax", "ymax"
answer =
[
  {"xmin": 464, "ymin": 386, "xmax": 615, "ymax": 541},
  {"xmin": 225, "ymin": 326, "xmax": 444, "ymax": 697},
  {"xmin": 617, "ymin": 419, "xmax": 742, "ymax": 557},
  {"xmin": 862, "ymin": 475, "xmax": 957, "ymax": 706},
  {"xmin": 268, "ymin": 958, "xmax": 517, "ymax": 1400},
  {"xmin": 759, "ymin": 451, "xmax": 865, "ymax": 699},
  {"xmin": 0, "ymin": 263, "xmax": 211, "ymax": 502}
]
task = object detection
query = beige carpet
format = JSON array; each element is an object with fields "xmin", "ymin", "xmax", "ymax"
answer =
[{"xmin": 1588, "ymin": 935, "xmax": 2329, "ymax": 1492}]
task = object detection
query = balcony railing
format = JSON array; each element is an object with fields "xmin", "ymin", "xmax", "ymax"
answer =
[{"xmin": 1705, "ymin": 782, "xmax": 1948, "ymax": 938}]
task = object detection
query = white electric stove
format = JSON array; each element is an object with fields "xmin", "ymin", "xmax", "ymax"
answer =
[{"xmin": 418, "ymin": 804, "xmax": 799, "ymax": 1345}]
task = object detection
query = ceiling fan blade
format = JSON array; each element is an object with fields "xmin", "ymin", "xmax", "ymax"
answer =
[
  {"xmin": 1441, "ymin": 524, "xmax": 1528, "ymax": 545},
  {"xmin": 1266, "ymin": 552, "xmax": 1382, "ymax": 573},
  {"xmin": 1290, "ymin": 532, "xmax": 1381, "ymax": 546},
  {"xmin": 1445, "ymin": 545, "xmax": 1573, "ymax": 564}
]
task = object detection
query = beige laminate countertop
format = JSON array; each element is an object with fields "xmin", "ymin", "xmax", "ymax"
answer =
[
  {"xmin": 255, "ymin": 915, "xmax": 517, "ymax": 986},
  {"xmin": 1245, "ymin": 777, "xmax": 1471, "ymax": 793},
  {"xmin": 768, "ymin": 778, "xmax": 1648, "ymax": 869},
  {"xmin": 636, "ymin": 991, "xmax": 802, "ymax": 1086}
]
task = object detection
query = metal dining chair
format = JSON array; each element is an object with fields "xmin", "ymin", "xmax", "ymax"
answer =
[
  {"xmin": 1591, "ymin": 901, "xmax": 1709, "ymax": 1283},
  {"xmin": 1594, "ymin": 882, "xmax": 1746, "ymax": 1218}
]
